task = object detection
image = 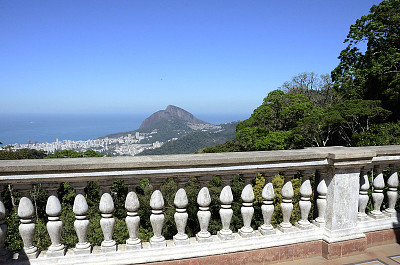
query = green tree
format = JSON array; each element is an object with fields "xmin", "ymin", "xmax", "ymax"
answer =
[
  {"xmin": 353, "ymin": 121, "xmax": 400, "ymax": 146},
  {"xmin": 296, "ymin": 108, "xmax": 342, "ymax": 147},
  {"xmin": 282, "ymin": 72, "xmax": 338, "ymax": 108},
  {"xmin": 331, "ymin": 99, "xmax": 390, "ymax": 146},
  {"xmin": 332, "ymin": 0, "xmax": 400, "ymax": 120},
  {"xmin": 0, "ymin": 147, "xmax": 47, "ymax": 160}
]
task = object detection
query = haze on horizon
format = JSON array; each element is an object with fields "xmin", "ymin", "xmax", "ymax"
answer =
[{"xmin": 0, "ymin": 0, "xmax": 382, "ymax": 116}]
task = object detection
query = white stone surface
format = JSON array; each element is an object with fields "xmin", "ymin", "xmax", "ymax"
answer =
[
  {"xmin": 18, "ymin": 197, "xmax": 39, "ymax": 259},
  {"xmin": 46, "ymin": 195, "xmax": 65, "ymax": 257},
  {"xmin": 385, "ymin": 168, "xmax": 398, "ymax": 216},
  {"xmin": 173, "ymin": 188, "xmax": 189, "ymax": 245},
  {"xmin": 150, "ymin": 190, "xmax": 166, "ymax": 248},
  {"xmin": 125, "ymin": 191, "xmax": 141, "ymax": 249},
  {"xmin": 369, "ymin": 168, "xmax": 385, "ymax": 218},
  {"xmin": 314, "ymin": 177, "xmax": 327, "ymax": 226},
  {"xmin": 278, "ymin": 176, "xmax": 294, "ymax": 232},
  {"xmin": 239, "ymin": 184, "xmax": 255, "ymax": 238},
  {"xmin": 358, "ymin": 170, "xmax": 370, "ymax": 221},
  {"xmin": 73, "ymin": 194, "xmax": 91, "ymax": 254},
  {"xmin": 324, "ymin": 169, "xmax": 362, "ymax": 242},
  {"xmin": 297, "ymin": 176, "xmax": 312, "ymax": 229},
  {"xmin": 218, "ymin": 186, "xmax": 234, "ymax": 240},
  {"xmin": 99, "ymin": 193, "xmax": 117, "ymax": 252},
  {"xmin": 259, "ymin": 179, "xmax": 275, "ymax": 235},
  {"xmin": 0, "ymin": 195, "xmax": 9, "ymax": 261},
  {"xmin": 196, "ymin": 187, "xmax": 212, "ymax": 242}
]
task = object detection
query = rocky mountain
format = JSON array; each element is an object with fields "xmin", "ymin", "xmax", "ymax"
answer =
[{"xmin": 139, "ymin": 105, "xmax": 218, "ymax": 131}]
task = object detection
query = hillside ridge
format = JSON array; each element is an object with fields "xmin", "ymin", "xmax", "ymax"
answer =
[{"xmin": 139, "ymin": 105, "xmax": 212, "ymax": 130}]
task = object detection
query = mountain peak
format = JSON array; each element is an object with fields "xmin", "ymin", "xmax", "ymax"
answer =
[{"xmin": 139, "ymin": 105, "xmax": 208, "ymax": 130}]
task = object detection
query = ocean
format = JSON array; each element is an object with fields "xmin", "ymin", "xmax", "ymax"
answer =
[{"xmin": 0, "ymin": 113, "xmax": 248, "ymax": 145}]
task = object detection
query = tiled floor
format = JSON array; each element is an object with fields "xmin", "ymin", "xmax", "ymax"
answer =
[{"xmin": 278, "ymin": 243, "xmax": 400, "ymax": 265}]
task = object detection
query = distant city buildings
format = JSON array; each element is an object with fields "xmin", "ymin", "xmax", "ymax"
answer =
[{"xmin": 8, "ymin": 131, "xmax": 164, "ymax": 156}]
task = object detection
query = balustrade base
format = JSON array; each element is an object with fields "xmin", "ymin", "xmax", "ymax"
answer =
[
  {"xmin": 312, "ymin": 220, "xmax": 325, "ymax": 228},
  {"xmin": 322, "ymin": 237, "xmax": 367, "ymax": 259},
  {"xmin": 358, "ymin": 214, "xmax": 370, "ymax": 222},
  {"xmin": 173, "ymin": 236, "xmax": 190, "ymax": 246},
  {"xmin": 46, "ymin": 248, "xmax": 66, "ymax": 258},
  {"xmin": 101, "ymin": 245, "xmax": 117, "ymax": 253},
  {"xmin": 277, "ymin": 224, "xmax": 297, "ymax": 233},
  {"xmin": 125, "ymin": 243, "xmax": 142, "ymax": 250},
  {"xmin": 238, "ymin": 229, "xmax": 256, "ymax": 238},
  {"xmin": 368, "ymin": 212, "xmax": 386, "ymax": 220},
  {"xmin": 218, "ymin": 231, "xmax": 234, "ymax": 240},
  {"xmin": 19, "ymin": 250, "xmax": 39, "ymax": 260},
  {"xmin": 150, "ymin": 240, "xmax": 167, "ymax": 248},
  {"xmin": 258, "ymin": 227, "xmax": 276, "ymax": 235},
  {"xmin": 383, "ymin": 210, "xmax": 399, "ymax": 218},
  {"xmin": 73, "ymin": 247, "xmax": 92, "ymax": 255},
  {"xmin": 196, "ymin": 235, "xmax": 213, "ymax": 243},
  {"xmin": 296, "ymin": 222, "xmax": 315, "ymax": 230}
]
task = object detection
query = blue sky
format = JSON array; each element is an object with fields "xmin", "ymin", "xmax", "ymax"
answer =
[{"xmin": 0, "ymin": 0, "xmax": 382, "ymax": 116}]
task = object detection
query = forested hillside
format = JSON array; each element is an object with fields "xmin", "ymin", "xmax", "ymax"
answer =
[
  {"xmin": 137, "ymin": 122, "xmax": 237, "ymax": 156},
  {"xmin": 202, "ymin": 0, "xmax": 400, "ymax": 153}
]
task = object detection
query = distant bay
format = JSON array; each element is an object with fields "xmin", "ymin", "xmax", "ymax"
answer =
[{"xmin": 0, "ymin": 113, "xmax": 248, "ymax": 145}]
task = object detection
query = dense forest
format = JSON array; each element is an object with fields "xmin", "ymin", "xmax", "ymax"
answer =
[{"xmin": 1, "ymin": 0, "xmax": 399, "ymax": 255}]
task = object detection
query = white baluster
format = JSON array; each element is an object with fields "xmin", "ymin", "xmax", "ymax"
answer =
[
  {"xmin": 384, "ymin": 165, "xmax": 399, "ymax": 217},
  {"xmin": 150, "ymin": 190, "xmax": 166, "ymax": 248},
  {"xmin": 46, "ymin": 195, "xmax": 66, "ymax": 257},
  {"xmin": 296, "ymin": 175, "xmax": 313, "ymax": 230},
  {"xmin": 358, "ymin": 169, "xmax": 370, "ymax": 221},
  {"xmin": 218, "ymin": 186, "xmax": 234, "ymax": 240},
  {"xmin": 18, "ymin": 196, "xmax": 39, "ymax": 259},
  {"xmin": 259, "ymin": 176, "xmax": 276, "ymax": 235},
  {"xmin": 99, "ymin": 193, "xmax": 117, "ymax": 252},
  {"xmin": 239, "ymin": 184, "xmax": 256, "ymax": 237},
  {"xmin": 313, "ymin": 174, "xmax": 327, "ymax": 227},
  {"xmin": 196, "ymin": 187, "xmax": 212, "ymax": 242},
  {"xmin": 173, "ymin": 188, "xmax": 189, "ymax": 245},
  {"xmin": 73, "ymin": 193, "xmax": 91, "ymax": 254},
  {"xmin": 125, "ymin": 191, "xmax": 141, "ymax": 250},
  {"xmin": 0, "ymin": 189, "xmax": 9, "ymax": 262},
  {"xmin": 369, "ymin": 166, "xmax": 385, "ymax": 219},
  {"xmin": 278, "ymin": 175, "xmax": 295, "ymax": 232}
]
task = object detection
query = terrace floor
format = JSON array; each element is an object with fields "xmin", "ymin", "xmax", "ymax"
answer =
[{"xmin": 280, "ymin": 243, "xmax": 400, "ymax": 265}]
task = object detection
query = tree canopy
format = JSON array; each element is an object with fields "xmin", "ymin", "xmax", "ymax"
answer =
[{"xmin": 331, "ymin": 0, "xmax": 400, "ymax": 120}]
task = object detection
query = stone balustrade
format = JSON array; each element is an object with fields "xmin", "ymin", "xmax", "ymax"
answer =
[{"xmin": 0, "ymin": 146, "xmax": 399, "ymax": 264}]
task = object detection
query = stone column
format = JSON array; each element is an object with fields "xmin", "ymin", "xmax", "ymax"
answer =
[
  {"xmin": 313, "ymin": 172, "xmax": 327, "ymax": 227},
  {"xmin": 258, "ymin": 175, "xmax": 275, "ymax": 235},
  {"xmin": 239, "ymin": 184, "xmax": 256, "ymax": 238},
  {"xmin": 46, "ymin": 191, "xmax": 66, "ymax": 257},
  {"xmin": 196, "ymin": 187, "xmax": 212, "ymax": 242},
  {"xmin": 173, "ymin": 188, "xmax": 189, "ymax": 245},
  {"xmin": 17, "ymin": 186, "xmax": 39, "ymax": 259},
  {"xmin": 296, "ymin": 174, "xmax": 313, "ymax": 230},
  {"xmin": 368, "ymin": 165, "xmax": 385, "ymax": 219},
  {"xmin": 0, "ymin": 186, "xmax": 9, "ymax": 262},
  {"xmin": 99, "ymin": 192, "xmax": 117, "ymax": 252},
  {"xmin": 218, "ymin": 185, "xmax": 234, "ymax": 240},
  {"xmin": 150, "ymin": 190, "xmax": 166, "ymax": 248},
  {"xmin": 278, "ymin": 174, "xmax": 295, "ymax": 232},
  {"xmin": 125, "ymin": 191, "xmax": 141, "ymax": 250},
  {"xmin": 358, "ymin": 168, "xmax": 370, "ymax": 221},
  {"xmin": 73, "ymin": 193, "xmax": 91, "ymax": 254},
  {"xmin": 71, "ymin": 182, "xmax": 91, "ymax": 255},
  {"xmin": 322, "ymin": 166, "xmax": 364, "ymax": 243},
  {"xmin": 384, "ymin": 165, "xmax": 399, "ymax": 217}
]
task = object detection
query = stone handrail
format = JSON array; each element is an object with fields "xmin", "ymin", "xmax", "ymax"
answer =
[{"xmin": 0, "ymin": 145, "xmax": 399, "ymax": 264}]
